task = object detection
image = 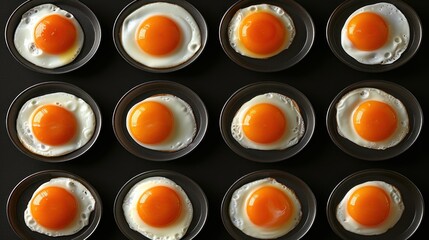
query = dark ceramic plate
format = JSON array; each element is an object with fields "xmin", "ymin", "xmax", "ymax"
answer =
[
  {"xmin": 5, "ymin": 0, "xmax": 101, "ymax": 74},
  {"xmin": 113, "ymin": 169, "xmax": 208, "ymax": 240}
]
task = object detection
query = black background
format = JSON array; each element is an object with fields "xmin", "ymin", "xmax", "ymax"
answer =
[{"xmin": 1, "ymin": 0, "xmax": 428, "ymax": 239}]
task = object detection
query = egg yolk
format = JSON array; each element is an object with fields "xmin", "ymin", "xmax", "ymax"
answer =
[
  {"xmin": 30, "ymin": 186, "xmax": 78, "ymax": 230},
  {"xmin": 242, "ymin": 103, "xmax": 286, "ymax": 144},
  {"xmin": 34, "ymin": 14, "xmax": 77, "ymax": 54},
  {"xmin": 137, "ymin": 186, "xmax": 182, "ymax": 227},
  {"xmin": 347, "ymin": 12, "xmax": 389, "ymax": 51},
  {"xmin": 353, "ymin": 100, "xmax": 397, "ymax": 142},
  {"xmin": 239, "ymin": 11, "xmax": 287, "ymax": 55},
  {"xmin": 31, "ymin": 105, "xmax": 77, "ymax": 146},
  {"xmin": 246, "ymin": 186, "xmax": 293, "ymax": 228},
  {"xmin": 137, "ymin": 15, "xmax": 182, "ymax": 56},
  {"xmin": 347, "ymin": 186, "xmax": 391, "ymax": 226},
  {"xmin": 127, "ymin": 101, "xmax": 174, "ymax": 145}
]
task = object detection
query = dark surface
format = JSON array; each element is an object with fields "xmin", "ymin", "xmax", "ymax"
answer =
[{"xmin": 1, "ymin": 0, "xmax": 428, "ymax": 239}]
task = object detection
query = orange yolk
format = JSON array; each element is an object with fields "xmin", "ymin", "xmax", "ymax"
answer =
[
  {"xmin": 347, "ymin": 12, "xmax": 389, "ymax": 51},
  {"xmin": 242, "ymin": 103, "xmax": 286, "ymax": 144},
  {"xmin": 31, "ymin": 105, "xmax": 77, "ymax": 146},
  {"xmin": 137, "ymin": 15, "xmax": 181, "ymax": 56},
  {"xmin": 246, "ymin": 186, "xmax": 293, "ymax": 228},
  {"xmin": 30, "ymin": 186, "xmax": 78, "ymax": 230},
  {"xmin": 353, "ymin": 100, "xmax": 397, "ymax": 142},
  {"xmin": 128, "ymin": 101, "xmax": 174, "ymax": 145},
  {"xmin": 239, "ymin": 11, "xmax": 287, "ymax": 55},
  {"xmin": 347, "ymin": 186, "xmax": 391, "ymax": 226},
  {"xmin": 34, "ymin": 14, "xmax": 77, "ymax": 54},
  {"xmin": 137, "ymin": 186, "xmax": 182, "ymax": 227}
]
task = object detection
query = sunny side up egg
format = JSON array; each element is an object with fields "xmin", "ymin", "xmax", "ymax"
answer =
[
  {"xmin": 341, "ymin": 2, "xmax": 410, "ymax": 65},
  {"xmin": 126, "ymin": 94, "xmax": 197, "ymax": 152},
  {"xmin": 231, "ymin": 93, "xmax": 305, "ymax": 150},
  {"xmin": 336, "ymin": 87, "xmax": 409, "ymax": 150},
  {"xmin": 229, "ymin": 178, "xmax": 302, "ymax": 239},
  {"xmin": 14, "ymin": 4, "xmax": 84, "ymax": 69},
  {"xmin": 228, "ymin": 4, "xmax": 295, "ymax": 59},
  {"xmin": 121, "ymin": 2, "xmax": 201, "ymax": 69},
  {"xmin": 123, "ymin": 177, "xmax": 193, "ymax": 240},
  {"xmin": 336, "ymin": 181, "xmax": 404, "ymax": 235},
  {"xmin": 16, "ymin": 92, "xmax": 96, "ymax": 157},
  {"xmin": 24, "ymin": 177, "xmax": 96, "ymax": 237}
]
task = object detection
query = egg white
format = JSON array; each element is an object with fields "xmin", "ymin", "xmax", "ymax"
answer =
[
  {"xmin": 341, "ymin": 2, "xmax": 410, "ymax": 65},
  {"xmin": 229, "ymin": 177, "xmax": 302, "ymax": 239},
  {"xmin": 24, "ymin": 177, "xmax": 96, "ymax": 237},
  {"xmin": 336, "ymin": 181, "xmax": 404, "ymax": 235},
  {"xmin": 120, "ymin": 2, "xmax": 201, "ymax": 68},
  {"xmin": 16, "ymin": 92, "xmax": 96, "ymax": 157},
  {"xmin": 126, "ymin": 94, "xmax": 197, "ymax": 152},
  {"xmin": 228, "ymin": 4, "xmax": 295, "ymax": 59},
  {"xmin": 231, "ymin": 92, "xmax": 305, "ymax": 150},
  {"xmin": 122, "ymin": 177, "xmax": 193, "ymax": 240},
  {"xmin": 14, "ymin": 4, "xmax": 84, "ymax": 69},
  {"xmin": 336, "ymin": 87, "xmax": 409, "ymax": 150}
]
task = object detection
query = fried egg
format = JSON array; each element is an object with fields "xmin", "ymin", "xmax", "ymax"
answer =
[
  {"xmin": 228, "ymin": 4, "xmax": 295, "ymax": 59},
  {"xmin": 121, "ymin": 2, "xmax": 201, "ymax": 68},
  {"xmin": 24, "ymin": 177, "xmax": 96, "ymax": 237},
  {"xmin": 341, "ymin": 2, "xmax": 409, "ymax": 65},
  {"xmin": 16, "ymin": 92, "xmax": 96, "ymax": 157},
  {"xmin": 14, "ymin": 4, "xmax": 84, "ymax": 69},
  {"xmin": 229, "ymin": 178, "xmax": 302, "ymax": 239},
  {"xmin": 336, "ymin": 181, "xmax": 404, "ymax": 235},
  {"xmin": 231, "ymin": 93, "xmax": 305, "ymax": 150},
  {"xmin": 336, "ymin": 87, "xmax": 409, "ymax": 150},
  {"xmin": 123, "ymin": 177, "xmax": 193, "ymax": 240},
  {"xmin": 126, "ymin": 94, "xmax": 197, "ymax": 152}
]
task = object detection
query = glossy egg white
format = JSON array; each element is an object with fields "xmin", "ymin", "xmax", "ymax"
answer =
[
  {"xmin": 120, "ymin": 2, "xmax": 201, "ymax": 68},
  {"xmin": 228, "ymin": 4, "xmax": 295, "ymax": 59},
  {"xmin": 231, "ymin": 92, "xmax": 305, "ymax": 150},
  {"xmin": 16, "ymin": 92, "xmax": 96, "ymax": 157},
  {"xmin": 341, "ymin": 2, "xmax": 410, "ymax": 65},
  {"xmin": 126, "ymin": 94, "xmax": 197, "ymax": 152},
  {"xmin": 14, "ymin": 4, "xmax": 84, "ymax": 69},
  {"xmin": 336, "ymin": 181, "xmax": 404, "ymax": 235},
  {"xmin": 24, "ymin": 177, "xmax": 96, "ymax": 237},
  {"xmin": 336, "ymin": 87, "xmax": 409, "ymax": 149},
  {"xmin": 229, "ymin": 178, "xmax": 302, "ymax": 239},
  {"xmin": 122, "ymin": 177, "xmax": 193, "ymax": 240}
]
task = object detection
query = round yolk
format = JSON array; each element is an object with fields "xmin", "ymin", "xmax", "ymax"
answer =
[
  {"xmin": 30, "ymin": 186, "xmax": 78, "ymax": 230},
  {"xmin": 353, "ymin": 100, "xmax": 397, "ymax": 142},
  {"xmin": 31, "ymin": 105, "xmax": 77, "ymax": 146},
  {"xmin": 246, "ymin": 186, "xmax": 293, "ymax": 228},
  {"xmin": 137, "ymin": 15, "xmax": 181, "ymax": 56},
  {"xmin": 242, "ymin": 103, "xmax": 287, "ymax": 144},
  {"xmin": 239, "ymin": 11, "xmax": 287, "ymax": 55},
  {"xmin": 347, "ymin": 12, "xmax": 389, "ymax": 51},
  {"xmin": 127, "ymin": 101, "xmax": 174, "ymax": 145},
  {"xmin": 137, "ymin": 186, "xmax": 182, "ymax": 227},
  {"xmin": 347, "ymin": 186, "xmax": 391, "ymax": 226},
  {"xmin": 34, "ymin": 14, "xmax": 77, "ymax": 54}
]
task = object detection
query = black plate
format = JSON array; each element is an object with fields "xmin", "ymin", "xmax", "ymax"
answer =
[
  {"xmin": 219, "ymin": 0, "xmax": 315, "ymax": 72},
  {"xmin": 112, "ymin": 80, "xmax": 208, "ymax": 161},
  {"xmin": 326, "ymin": 169, "xmax": 424, "ymax": 240},
  {"xmin": 220, "ymin": 81, "xmax": 315, "ymax": 162},
  {"xmin": 326, "ymin": 80, "xmax": 423, "ymax": 161},
  {"xmin": 4, "ymin": 0, "xmax": 101, "ymax": 74},
  {"xmin": 326, "ymin": 0, "xmax": 422, "ymax": 73},
  {"xmin": 113, "ymin": 169, "xmax": 208, "ymax": 240},
  {"xmin": 6, "ymin": 81, "xmax": 102, "ymax": 163},
  {"xmin": 6, "ymin": 170, "xmax": 103, "ymax": 240},
  {"xmin": 221, "ymin": 169, "xmax": 317, "ymax": 240},
  {"xmin": 112, "ymin": 0, "xmax": 208, "ymax": 73}
]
